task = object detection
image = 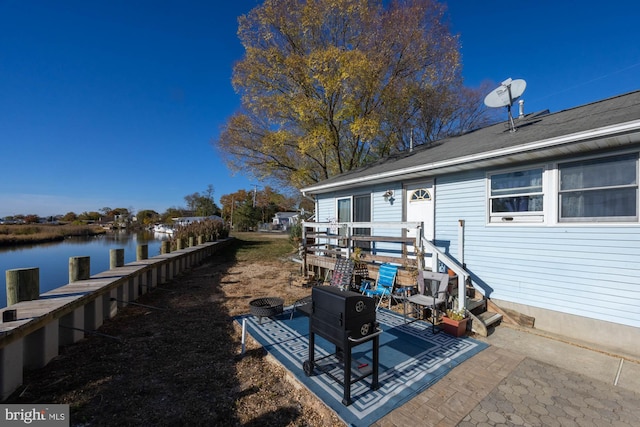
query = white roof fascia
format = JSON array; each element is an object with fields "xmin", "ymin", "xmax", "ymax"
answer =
[{"xmin": 301, "ymin": 119, "xmax": 640, "ymax": 196}]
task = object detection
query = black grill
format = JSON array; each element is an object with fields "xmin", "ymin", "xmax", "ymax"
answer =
[
  {"xmin": 303, "ymin": 286, "xmax": 380, "ymax": 406},
  {"xmin": 310, "ymin": 286, "xmax": 376, "ymax": 341}
]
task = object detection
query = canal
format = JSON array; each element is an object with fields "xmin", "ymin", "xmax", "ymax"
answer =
[{"xmin": 0, "ymin": 231, "xmax": 166, "ymax": 309}]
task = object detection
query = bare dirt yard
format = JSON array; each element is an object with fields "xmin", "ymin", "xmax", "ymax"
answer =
[{"xmin": 7, "ymin": 233, "xmax": 343, "ymax": 426}]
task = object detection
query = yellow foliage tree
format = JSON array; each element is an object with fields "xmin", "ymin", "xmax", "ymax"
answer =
[{"xmin": 215, "ymin": 0, "xmax": 493, "ymax": 189}]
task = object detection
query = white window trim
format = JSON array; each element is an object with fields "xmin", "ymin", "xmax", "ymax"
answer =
[
  {"xmin": 487, "ymin": 150, "xmax": 640, "ymax": 227},
  {"xmin": 556, "ymin": 152, "xmax": 639, "ymax": 224},
  {"xmin": 486, "ymin": 165, "xmax": 547, "ymax": 225}
]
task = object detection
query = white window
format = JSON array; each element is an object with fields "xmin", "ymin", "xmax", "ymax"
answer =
[
  {"xmin": 488, "ymin": 167, "xmax": 544, "ymax": 223},
  {"xmin": 558, "ymin": 154, "xmax": 638, "ymax": 222}
]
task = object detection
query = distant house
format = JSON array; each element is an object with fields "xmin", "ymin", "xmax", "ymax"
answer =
[
  {"xmin": 172, "ymin": 215, "xmax": 223, "ymax": 227},
  {"xmin": 272, "ymin": 212, "xmax": 299, "ymax": 230},
  {"xmin": 301, "ymin": 90, "xmax": 640, "ymax": 357}
]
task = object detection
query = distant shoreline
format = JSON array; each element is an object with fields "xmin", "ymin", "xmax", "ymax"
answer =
[{"xmin": 0, "ymin": 224, "xmax": 107, "ymax": 247}]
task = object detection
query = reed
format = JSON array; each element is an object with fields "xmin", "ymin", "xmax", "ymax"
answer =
[{"xmin": 0, "ymin": 224, "xmax": 106, "ymax": 246}]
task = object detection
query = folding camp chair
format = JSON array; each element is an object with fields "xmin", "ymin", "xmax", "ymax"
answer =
[
  {"xmin": 404, "ymin": 270, "xmax": 449, "ymax": 332},
  {"xmin": 291, "ymin": 258, "xmax": 355, "ymax": 319},
  {"xmin": 329, "ymin": 258, "xmax": 355, "ymax": 291},
  {"xmin": 361, "ymin": 263, "xmax": 399, "ymax": 310}
]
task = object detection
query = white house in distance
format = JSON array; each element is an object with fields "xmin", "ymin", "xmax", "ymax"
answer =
[
  {"xmin": 272, "ymin": 212, "xmax": 299, "ymax": 230},
  {"xmin": 172, "ymin": 215, "xmax": 223, "ymax": 227},
  {"xmin": 301, "ymin": 90, "xmax": 640, "ymax": 357}
]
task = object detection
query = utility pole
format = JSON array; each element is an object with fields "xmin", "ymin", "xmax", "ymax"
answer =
[{"xmin": 251, "ymin": 184, "xmax": 260, "ymax": 207}]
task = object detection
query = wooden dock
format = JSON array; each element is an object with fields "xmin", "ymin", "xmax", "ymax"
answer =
[{"xmin": 0, "ymin": 238, "xmax": 233, "ymax": 400}]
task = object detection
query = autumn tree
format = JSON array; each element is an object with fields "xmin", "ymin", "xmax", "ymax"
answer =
[
  {"xmin": 24, "ymin": 214, "xmax": 39, "ymax": 224},
  {"xmin": 78, "ymin": 211, "xmax": 101, "ymax": 221},
  {"xmin": 215, "ymin": 0, "xmax": 491, "ymax": 189},
  {"xmin": 62, "ymin": 212, "xmax": 77, "ymax": 222},
  {"xmin": 220, "ymin": 186, "xmax": 302, "ymax": 229},
  {"xmin": 220, "ymin": 189, "xmax": 258, "ymax": 231},
  {"xmin": 137, "ymin": 210, "xmax": 160, "ymax": 225},
  {"xmin": 184, "ymin": 185, "xmax": 221, "ymax": 217}
]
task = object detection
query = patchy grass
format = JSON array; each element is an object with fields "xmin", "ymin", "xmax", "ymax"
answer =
[{"xmin": 231, "ymin": 232, "xmax": 295, "ymax": 263}]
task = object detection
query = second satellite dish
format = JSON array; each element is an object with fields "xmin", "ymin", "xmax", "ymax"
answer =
[{"xmin": 484, "ymin": 78, "xmax": 527, "ymax": 108}]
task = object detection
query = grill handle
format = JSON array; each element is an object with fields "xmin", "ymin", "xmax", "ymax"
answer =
[{"xmin": 348, "ymin": 328, "xmax": 383, "ymax": 344}]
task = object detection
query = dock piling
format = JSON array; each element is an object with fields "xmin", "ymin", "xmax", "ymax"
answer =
[{"xmin": 6, "ymin": 267, "xmax": 40, "ymax": 306}]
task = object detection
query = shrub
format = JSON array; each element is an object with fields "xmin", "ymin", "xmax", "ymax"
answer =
[{"xmin": 170, "ymin": 219, "xmax": 229, "ymax": 251}]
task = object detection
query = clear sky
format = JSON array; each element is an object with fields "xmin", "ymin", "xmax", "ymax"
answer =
[{"xmin": 1, "ymin": 1, "xmax": 638, "ymax": 218}]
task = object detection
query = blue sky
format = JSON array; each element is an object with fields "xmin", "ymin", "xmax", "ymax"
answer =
[{"xmin": 1, "ymin": 1, "xmax": 638, "ymax": 217}]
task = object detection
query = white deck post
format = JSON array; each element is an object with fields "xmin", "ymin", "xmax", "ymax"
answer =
[{"xmin": 458, "ymin": 220, "xmax": 466, "ymax": 311}]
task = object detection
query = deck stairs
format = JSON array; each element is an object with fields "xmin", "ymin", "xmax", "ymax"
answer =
[
  {"xmin": 464, "ymin": 286, "xmax": 536, "ymax": 337},
  {"xmin": 466, "ymin": 298, "xmax": 503, "ymax": 337}
]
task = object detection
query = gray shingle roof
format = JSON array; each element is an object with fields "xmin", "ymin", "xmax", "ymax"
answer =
[{"xmin": 302, "ymin": 90, "xmax": 640, "ymax": 194}]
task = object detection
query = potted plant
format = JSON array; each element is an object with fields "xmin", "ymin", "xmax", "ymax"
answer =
[{"xmin": 440, "ymin": 307, "xmax": 468, "ymax": 337}]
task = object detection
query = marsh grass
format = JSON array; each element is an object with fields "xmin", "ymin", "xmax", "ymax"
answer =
[{"xmin": 0, "ymin": 224, "xmax": 106, "ymax": 245}]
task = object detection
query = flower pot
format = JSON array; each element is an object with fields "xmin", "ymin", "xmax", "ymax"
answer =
[{"xmin": 440, "ymin": 316, "xmax": 468, "ymax": 337}]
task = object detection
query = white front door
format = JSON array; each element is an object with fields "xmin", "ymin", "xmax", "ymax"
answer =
[{"xmin": 405, "ymin": 181, "xmax": 434, "ymax": 264}]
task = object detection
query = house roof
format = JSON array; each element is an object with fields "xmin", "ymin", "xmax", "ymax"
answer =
[
  {"xmin": 302, "ymin": 90, "xmax": 640, "ymax": 195},
  {"xmin": 274, "ymin": 212, "xmax": 299, "ymax": 218}
]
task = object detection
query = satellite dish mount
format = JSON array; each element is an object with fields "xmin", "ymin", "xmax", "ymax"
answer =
[{"xmin": 484, "ymin": 78, "xmax": 527, "ymax": 132}]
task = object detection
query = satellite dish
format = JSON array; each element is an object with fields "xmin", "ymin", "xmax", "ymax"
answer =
[{"xmin": 484, "ymin": 78, "xmax": 527, "ymax": 132}]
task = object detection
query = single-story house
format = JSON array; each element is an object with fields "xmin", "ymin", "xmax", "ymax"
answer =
[
  {"xmin": 301, "ymin": 90, "xmax": 640, "ymax": 357},
  {"xmin": 272, "ymin": 212, "xmax": 300, "ymax": 230},
  {"xmin": 172, "ymin": 215, "xmax": 223, "ymax": 226}
]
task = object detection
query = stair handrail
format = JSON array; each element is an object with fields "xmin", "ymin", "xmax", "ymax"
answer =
[{"xmin": 421, "ymin": 237, "xmax": 468, "ymax": 312}]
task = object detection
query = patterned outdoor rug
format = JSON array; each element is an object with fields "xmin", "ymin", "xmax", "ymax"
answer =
[{"xmin": 235, "ymin": 308, "xmax": 488, "ymax": 426}]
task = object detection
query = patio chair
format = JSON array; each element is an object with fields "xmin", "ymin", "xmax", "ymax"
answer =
[
  {"xmin": 361, "ymin": 263, "xmax": 399, "ymax": 310},
  {"xmin": 404, "ymin": 270, "xmax": 449, "ymax": 332},
  {"xmin": 329, "ymin": 258, "xmax": 355, "ymax": 291},
  {"xmin": 291, "ymin": 258, "xmax": 355, "ymax": 319}
]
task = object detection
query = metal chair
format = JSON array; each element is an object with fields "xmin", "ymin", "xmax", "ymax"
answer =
[
  {"xmin": 362, "ymin": 263, "xmax": 399, "ymax": 310},
  {"xmin": 329, "ymin": 258, "xmax": 355, "ymax": 290},
  {"xmin": 291, "ymin": 258, "xmax": 355, "ymax": 319},
  {"xmin": 404, "ymin": 270, "xmax": 449, "ymax": 332}
]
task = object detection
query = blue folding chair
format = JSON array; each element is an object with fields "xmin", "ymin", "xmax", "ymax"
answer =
[{"xmin": 361, "ymin": 263, "xmax": 399, "ymax": 310}]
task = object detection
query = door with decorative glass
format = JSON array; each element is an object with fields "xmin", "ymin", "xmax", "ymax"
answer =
[{"xmin": 405, "ymin": 181, "xmax": 434, "ymax": 260}]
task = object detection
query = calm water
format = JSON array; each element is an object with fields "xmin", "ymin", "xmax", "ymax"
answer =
[{"xmin": 0, "ymin": 231, "xmax": 167, "ymax": 309}]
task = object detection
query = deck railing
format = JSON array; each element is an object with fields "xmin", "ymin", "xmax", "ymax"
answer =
[{"xmin": 301, "ymin": 221, "xmax": 468, "ymax": 306}]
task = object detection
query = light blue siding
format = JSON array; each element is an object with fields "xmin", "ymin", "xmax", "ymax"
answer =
[
  {"xmin": 435, "ymin": 170, "xmax": 640, "ymax": 328},
  {"xmin": 317, "ymin": 197, "xmax": 334, "ymax": 223},
  {"xmin": 314, "ymin": 165, "xmax": 640, "ymax": 328},
  {"xmin": 314, "ymin": 185, "xmax": 405, "ymax": 259},
  {"xmin": 371, "ymin": 185, "xmax": 403, "ymax": 257}
]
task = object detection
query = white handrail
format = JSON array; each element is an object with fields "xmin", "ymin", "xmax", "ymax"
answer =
[{"xmin": 421, "ymin": 237, "xmax": 468, "ymax": 312}]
